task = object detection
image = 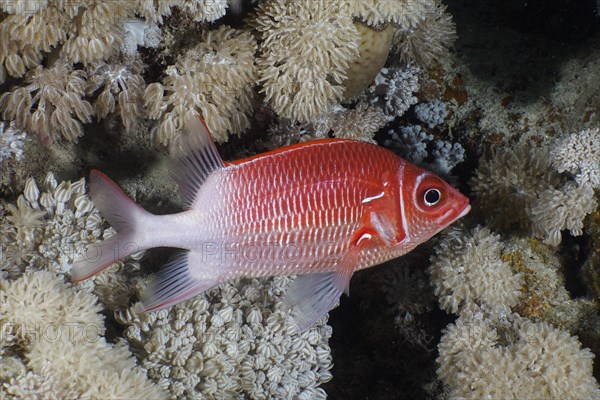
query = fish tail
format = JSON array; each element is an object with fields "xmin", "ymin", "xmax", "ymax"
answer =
[{"xmin": 71, "ymin": 170, "xmax": 151, "ymax": 282}]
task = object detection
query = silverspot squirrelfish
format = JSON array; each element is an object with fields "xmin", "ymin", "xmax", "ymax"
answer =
[{"xmin": 72, "ymin": 116, "xmax": 470, "ymax": 330}]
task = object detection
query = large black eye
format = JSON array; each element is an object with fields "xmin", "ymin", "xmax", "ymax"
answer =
[{"xmin": 424, "ymin": 188, "xmax": 441, "ymax": 206}]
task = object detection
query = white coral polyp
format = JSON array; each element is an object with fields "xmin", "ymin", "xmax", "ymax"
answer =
[
  {"xmin": 117, "ymin": 276, "xmax": 333, "ymax": 399},
  {"xmin": 437, "ymin": 315, "xmax": 600, "ymax": 399},
  {"xmin": 0, "ymin": 173, "xmax": 106, "ymax": 278},
  {"xmin": 0, "ymin": 271, "xmax": 165, "ymax": 398},
  {"xmin": 0, "ymin": 121, "xmax": 27, "ymax": 162},
  {"xmin": 144, "ymin": 26, "xmax": 257, "ymax": 147},
  {"xmin": 530, "ymin": 182, "xmax": 598, "ymax": 246},
  {"xmin": 429, "ymin": 226, "xmax": 523, "ymax": 317},
  {"xmin": 551, "ymin": 127, "xmax": 600, "ymax": 189},
  {"xmin": 254, "ymin": 0, "xmax": 360, "ymax": 123}
]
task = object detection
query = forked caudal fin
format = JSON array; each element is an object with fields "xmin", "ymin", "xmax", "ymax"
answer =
[
  {"xmin": 73, "ymin": 115, "xmax": 227, "ymax": 314},
  {"xmin": 71, "ymin": 170, "xmax": 152, "ymax": 282}
]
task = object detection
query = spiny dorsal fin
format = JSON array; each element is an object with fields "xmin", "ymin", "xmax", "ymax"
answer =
[{"xmin": 172, "ymin": 115, "xmax": 225, "ymax": 209}]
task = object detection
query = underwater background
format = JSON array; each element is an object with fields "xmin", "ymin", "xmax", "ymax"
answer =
[{"xmin": 1, "ymin": 0, "xmax": 599, "ymax": 398}]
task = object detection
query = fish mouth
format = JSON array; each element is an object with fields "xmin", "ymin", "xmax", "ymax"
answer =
[{"xmin": 458, "ymin": 204, "xmax": 471, "ymax": 219}]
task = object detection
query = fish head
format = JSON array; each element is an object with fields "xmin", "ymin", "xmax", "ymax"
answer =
[{"xmin": 400, "ymin": 164, "xmax": 470, "ymax": 242}]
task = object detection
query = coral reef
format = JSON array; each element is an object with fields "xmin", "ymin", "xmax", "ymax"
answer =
[
  {"xmin": 471, "ymin": 146, "xmax": 562, "ymax": 231},
  {"xmin": 384, "ymin": 124, "xmax": 465, "ymax": 175},
  {"xmin": 0, "ymin": 0, "xmax": 228, "ymax": 83},
  {"xmin": 429, "ymin": 224, "xmax": 600, "ymax": 397},
  {"xmin": 144, "ymin": 25, "xmax": 257, "ymax": 146},
  {"xmin": 306, "ymin": 104, "xmax": 387, "ymax": 143},
  {"xmin": 0, "ymin": 0, "xmax": 455, "ymax": 147},
  {"xmin": 1, "ymin": 61, "xmax": 93, "ymax": 143},
  {"xmin": 369, "ymin": 65, "xmax": 421, "ymax": 121},
  {"xmin": 551, "ymin": 127, "xmax": 600, "ymax": 189},
  {"xmin": 121, "ymin": 18, "xmax": 163, "ymax": 57},
  {"xmin": 414, "ymin": 99, "xmax": 447, "ymax": 128},
  {"xmin": 0, "ymin": 173, "xmax": 103, "ymax": 279},
  {"xmin": 345, "ymin": 0, "xmax": 432, "ymax": 27},
  {"xmin": 0, "ymin": 0, "xmax": 599, "ymax": 398},
  {"xmin": 87, "ymin": 58, "xmax": 146, "ymax": 134},
  {"xmin": 0, "ymin": 270, "xmax": 165, "ymax": 399},
  {"xmin": 437, "ymin": 314, "xmax": 599, "ymax": 399},
  {"xmin": 472, "ymin": 128, "xmax": 599, "ymax": 246},
  {"xmin": 116, "ymin": 276, "xmax": 333, "ymax": 399},
  {"xmin": 0, "ymin": 121, "xmax": 26, "ymax": 163},
  {"xmin": 253, "ymin": 0, "xmax": 360, "ymax": 123},
  {"xmin": 392, "ymin": 0, "xmax": 456, "ymax": 67},
  {"xmin": 0, "ymin": 173, "xmax": 335, "ymax": 398},
  {"xmin": 429, "ymin": 226, "xmax": 523, "ymax": 317},
  {"xmin": 531, "ymin": 182, "xmax": 598, "ymax": 247},
  {"xmin": 253, "ymin": 0, "xmax": 455, "ymax": 123},
  {"xmin": 342, "ymin": 23, "xmax": 397, "ymax": 99},
  {"xmin": 261, "ymin": 103, "xmax": 387, "ymax": 148}
]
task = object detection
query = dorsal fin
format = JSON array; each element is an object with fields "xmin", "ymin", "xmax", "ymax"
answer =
[{"xmin": 172, "ymin": 115, "xmax": 225, "ymax": 209}]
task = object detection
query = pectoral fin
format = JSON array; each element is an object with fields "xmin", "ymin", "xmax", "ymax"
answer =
[
  {"xmin": 283, "ymin": 230, "xmax": 373, "ymax": 332},
  {"xmin": 283, "ymin": 272, "xmax": 346, "ymax": 332}
]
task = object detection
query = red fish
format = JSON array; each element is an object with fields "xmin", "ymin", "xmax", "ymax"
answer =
[{"xmin": 72, "ymin": 117, "xmax": 470, "ymax": 330}]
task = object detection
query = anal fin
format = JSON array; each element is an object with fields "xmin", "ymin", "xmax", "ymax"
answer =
[{"xmin": 135, "ymin": 250, "xmax": 219, "ymax": 313}]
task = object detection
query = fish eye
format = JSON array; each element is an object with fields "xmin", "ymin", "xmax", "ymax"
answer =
[
  {"xmin": 424, "ymin": 188, "xmax": 441, "ymax": 206},
  {"xmin": 414, "ymin": 174, "xmax": 447, "ymax": 212}
]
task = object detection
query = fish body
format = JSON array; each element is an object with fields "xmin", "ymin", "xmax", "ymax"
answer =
[{"xmin": 72, "ymin": 117, "xmax": 470, "ymax": 330}]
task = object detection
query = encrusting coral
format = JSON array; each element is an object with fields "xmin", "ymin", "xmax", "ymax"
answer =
[{"xmin": 144, "ymin": 25, "xmax": 257, "ymax": 146}]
